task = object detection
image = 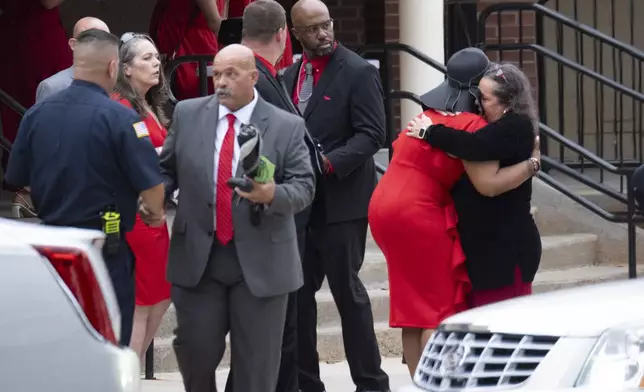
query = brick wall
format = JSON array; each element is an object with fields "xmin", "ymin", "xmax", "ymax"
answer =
[
  {"xmin": 325, "ymin": 0, "xmax": 365, "ymax": 47},
  {"xmin": 477, "ymin": 0, "xmax": 538, "ymax": 88}
]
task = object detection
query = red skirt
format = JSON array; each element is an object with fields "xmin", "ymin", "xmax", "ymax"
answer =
[
  {"xmin": 126, "ymin": 215, "xmax": 171, "ymax": 306},
  {"xmin": 469, "ymin": 267, "xmax": 532, "ymax": 308}
]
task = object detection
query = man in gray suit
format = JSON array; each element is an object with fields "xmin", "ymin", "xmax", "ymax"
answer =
[
  {"xmin": 158, "ymin": 44, "xmax": 315, "ymax": 392},
  {"xmin": 35, "ymin": 17, "xmax": 110, "ymax": 102}
]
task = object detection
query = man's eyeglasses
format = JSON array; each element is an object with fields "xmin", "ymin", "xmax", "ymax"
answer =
[{"xmin": 294, "ymin": 19, "xmax": 334, "ymax": 36}]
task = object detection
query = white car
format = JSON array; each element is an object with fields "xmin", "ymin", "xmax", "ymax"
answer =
[
  {"xmin": 0, "ymin": 218, "xmax": 140, "ymax": 392},
  {"xmin": 399, "ymin": 278, "xmax": 644, "ymax": 392}
]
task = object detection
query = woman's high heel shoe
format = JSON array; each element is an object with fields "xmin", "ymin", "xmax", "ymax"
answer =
[{"xmin": 11, "ymin": 202, "xmax": 37, "ymax": 218}]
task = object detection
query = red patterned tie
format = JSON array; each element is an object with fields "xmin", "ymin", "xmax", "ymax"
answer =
[{"xmin": 216, "ymin": 113, "xmax": 236, "ymax": 244}]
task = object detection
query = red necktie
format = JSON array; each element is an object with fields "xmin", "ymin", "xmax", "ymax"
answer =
[{"xmin": 216, "ymin": 113, "xmax": 236, "ymax": 244}]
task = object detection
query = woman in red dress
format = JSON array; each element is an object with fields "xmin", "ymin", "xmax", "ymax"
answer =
[
  {"xmin": 368, "ymin": 48, "xmax": 538, "ymax": 377},
  {"xmin": 151, "ymin": 0, "xmax": 228, "ymax": 100},
  {"xmin": 112, "ymin": 33, "xmax": 172, "ymax": 359},
  {"xmin": 0, "ymin": 0, "xmax": 71, "ymax": 210}
]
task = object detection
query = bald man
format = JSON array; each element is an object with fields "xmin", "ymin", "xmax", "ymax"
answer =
[
  {"xmin": 35, "ymin": 17, "xmax": 110, "ymax": 102},
  {"xmin": 283, "ymin": 1, "xmax": 390, "ymax": 392},
  {"xmin": 159, "ymin": 44, "xmax": 314, "ymax": 392}
]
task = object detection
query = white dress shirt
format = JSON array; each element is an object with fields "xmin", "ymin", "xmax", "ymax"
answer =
[{"xmin": 212, "ymin": 89, "xmax": 259, "ymax": 229}]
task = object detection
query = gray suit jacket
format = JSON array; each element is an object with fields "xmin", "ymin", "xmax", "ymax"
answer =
[
  {"xmin": 160, "ymin": 95, "xmax": 315, "ymax": 297},
  {"xmin": 35, "ymin": 67, "xmax": 74, "ymax": 102}
]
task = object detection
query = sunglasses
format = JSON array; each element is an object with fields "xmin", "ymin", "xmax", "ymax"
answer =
[
  {"xmin": 120, "ymin": 32, "xmax": 154, "ymax": 46},
  {"xmin": 493, "ymin": 68, "xmax": 510, "ymax": 85}
]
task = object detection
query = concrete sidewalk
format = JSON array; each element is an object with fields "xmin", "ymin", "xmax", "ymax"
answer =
[{"xmin": 141, "ymin": 357, "xmax": 412, "ymax": 391}]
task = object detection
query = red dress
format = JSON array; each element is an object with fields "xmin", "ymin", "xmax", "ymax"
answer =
[
  {"xmin": 152, "ymin": 0, "xmax": 227, "ymax": 100},
  {"xmin": 227, "ymin": 0, "xmax": 293, "ymax": 70},
  {"xmin": 115, "ymin": 97, "xmax": 171, "ymax": 306},
  {"xmin": 368, "ymin": 110, "xmax": 487, "ymax": 329},
  {"xmin": 0, "ymin": 1, "xmax": 71, "ymax": 145}
]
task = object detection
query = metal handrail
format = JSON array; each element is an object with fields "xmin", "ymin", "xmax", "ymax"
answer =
[
  {"xmin": 0, "ymin": 89, "xmax": 26, "ymax": 116},
  {"xmin": 358, "ymin": 41, "xmax": 639, "ymax": 279},
  {"xmin": 390, "ymin": 91, "xmax": 425, "ymax": 108},
  {"xmin": 478, "ymin": 2, "xmax": 644, "ymax": 62},
  {"xmin": 164, "ymin": 54, "xmax": 215, "ymax": 104},
  {"xmin": 357, "ymin": 42, "xmax": 447, "ymax": 73},
  {"xmin": 0, "ymin": 88, "xmax": 26, "ymax": 152},
  {"xmin": 482, "ymin": 42, "xmax": 644, "ymax": 103}
]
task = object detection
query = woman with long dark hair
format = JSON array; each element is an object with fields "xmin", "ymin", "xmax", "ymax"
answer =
[
  {"xmin": 407, "ymin": 62, "xmax": 542, "ymax": 308},
  {"xmin": 112, "ymin": 32, "xmax": 172, "ymax": 359}
]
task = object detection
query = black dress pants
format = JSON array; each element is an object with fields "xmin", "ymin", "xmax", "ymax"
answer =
[
  {"xmin": 297, "ymin": 218, "xmax": 389, "ymax": 392},
  {"xmin": 103, "ymin": 239, "xmax": 135, "ymax": 347}
]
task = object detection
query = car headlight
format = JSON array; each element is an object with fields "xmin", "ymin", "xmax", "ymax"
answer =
[{"xmin": 576, "ymin": 321, "xmax": 644, "ymax": 389}]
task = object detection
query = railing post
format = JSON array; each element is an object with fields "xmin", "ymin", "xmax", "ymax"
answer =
[
  {"xmin": 535, "ymin": 6, "xmax": 549, "ymax": 163},
  {"xmin": 198, "ymin": 60, "xmax": 209, "ymax": 97},
  {"xmin": 626, "ymin": 174, "xmax": 637, "ymax": 279},
  {"xmin": 145, "ymin": 339, "xmax": 155, "ymax": 380},
  {"xmin": 381, "ymin": 48, "xmax": 394, "ymax": 161}
]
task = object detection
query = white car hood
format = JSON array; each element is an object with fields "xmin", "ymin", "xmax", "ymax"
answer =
[{"xmin": 442, "ymin": 278, "xmax": 644, "ymax": 337}]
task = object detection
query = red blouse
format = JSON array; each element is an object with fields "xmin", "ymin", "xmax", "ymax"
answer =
[{"xmin": 112, "ymin": 96, "xmax": 168, "ymax": 148}]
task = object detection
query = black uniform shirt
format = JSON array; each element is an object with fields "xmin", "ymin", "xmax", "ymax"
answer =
[{"xmin": 6, "ymin": 80, "xmax": 163, "ymax": 230}]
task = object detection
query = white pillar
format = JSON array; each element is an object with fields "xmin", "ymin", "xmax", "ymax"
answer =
[{"xmin": 398, "ymin": 0, "xmax": 445, "ymax": 130}]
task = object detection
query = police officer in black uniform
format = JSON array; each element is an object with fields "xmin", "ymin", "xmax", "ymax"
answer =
[{"xmin": 5, "ymin": 29, "xmax": 166, "ymax": 346}]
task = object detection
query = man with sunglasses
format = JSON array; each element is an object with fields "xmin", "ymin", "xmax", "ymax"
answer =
[{"xmin": 282, "ymin": 1, "xmax": 390, "ymax": 391}]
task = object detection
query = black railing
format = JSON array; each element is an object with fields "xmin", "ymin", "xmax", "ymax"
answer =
[
  {"xmin": 165, "ymin": 55, "xmax": 215, "ymax": 104},
  {"xmin": 356, "ymin": 43, "xmax": 446, "ymax": 160},
  {"xmin": 538, "ymin": 0, "xmax": 641, "ymax": 48},
  {"xmin": 353, "ymin": 41, "xmax": 640, "ymax": 280},
  {"xmin": 0, "ymin": 88, "xmax": 25, "ymax": 153},
  {"xmin": 159, "ymin": 32, "xmax": 643, "ymax": 379},
  {"xmin": 477, "ymin": 1, "xmax": 644, "ymax": 181}
]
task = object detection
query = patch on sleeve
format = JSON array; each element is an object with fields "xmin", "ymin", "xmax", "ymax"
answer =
[{"xmin": 133, "ymin": 121, "xmax": 149, "ymax": 138}]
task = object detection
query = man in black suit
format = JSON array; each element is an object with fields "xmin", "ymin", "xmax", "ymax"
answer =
[
  {"xmin": 224, "ymin": 2, "xmax": 321, "ymax": 392},
  {"xmin": 283, "ymin": 1, "xmax": 389, "ymax": 391}
]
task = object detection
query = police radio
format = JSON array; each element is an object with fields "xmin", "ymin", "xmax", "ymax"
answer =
[{"xmin": 100, "ymin": 205, "xmax": 121, "ymax": 255}]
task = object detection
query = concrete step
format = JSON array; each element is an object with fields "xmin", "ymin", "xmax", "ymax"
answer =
[
  {"xmin": 532, "ymin": 264, "xmax": 644, "ymax": 293},
  {"xmin": 156, "ymin": 284, "xmax": 391, "ymax": 340},
  {"xmin": 544, "ymin": 168, "xmax": 628, "ymax": 213},
  {"xmin": 151, "ymin": 321, "xmax": 401, "ymax": 373},
  {"xmin": 150, "ymin": 263, "xmax": 640, "ymax": 373},
  {"xmin": 156, "ymin": 233, "xmax": 599, "ymax": 339},
  {"xmin": 539, "ymin": 233, "xmax": 598, "ymax": 269}
]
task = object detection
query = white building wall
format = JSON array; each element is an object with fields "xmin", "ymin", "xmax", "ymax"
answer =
[{"xmin": 398, "ymin": 0, "xmax": 445, "ymax": 130}]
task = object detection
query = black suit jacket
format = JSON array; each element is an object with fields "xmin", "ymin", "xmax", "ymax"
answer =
[
  {"xmin": 282, "ymin": 44, "xmax": 386, "ymax": 223},
  {"xmin": 255, "ymin": 58, "xmax": 324, "ymax": 176}
]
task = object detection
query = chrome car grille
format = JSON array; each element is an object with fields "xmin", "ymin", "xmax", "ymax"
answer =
[{"xmin": 413, "ymin": 329, "xmax": 559, "ymax": 391}]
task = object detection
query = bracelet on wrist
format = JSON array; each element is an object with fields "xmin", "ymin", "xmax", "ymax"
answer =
[{"xmin": 529, "ymin": 157, "xmax": 540, "ymax": 175}]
